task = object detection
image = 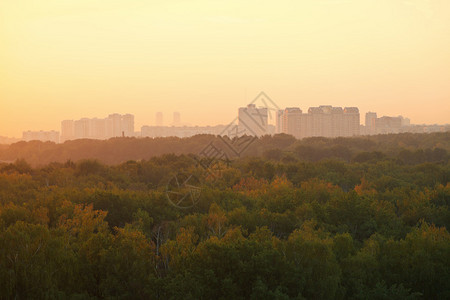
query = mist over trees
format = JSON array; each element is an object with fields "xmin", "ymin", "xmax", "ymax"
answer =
[
  {"xmin": 0, "ymin": 132, "xmax": 448, "ymax": 166},
  {"xmin": 0, "ymin": 132, "xmax": 449, "ymax": 299}
]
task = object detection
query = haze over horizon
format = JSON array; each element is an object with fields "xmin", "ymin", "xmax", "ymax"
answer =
[{"xmin": 1, "ymin": 0, "xmax": 450, "ymax": 137}]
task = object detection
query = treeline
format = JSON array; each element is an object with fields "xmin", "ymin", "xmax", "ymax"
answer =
[
  {"xmin": 0, "ymin": 142, "xmax": 449, "ymax": 299},
  {"xmin": 0, "ymin": 132, "xmax": 449, "ymax": 166}
]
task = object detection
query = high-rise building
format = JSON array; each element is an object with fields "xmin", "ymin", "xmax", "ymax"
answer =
[
  {"xmin": 375, "ymin": 116, "xmax": 402, "ymax": 134},
  {"xmin": 108, "ymin": 113, "xmax": 122, "ymax": 137},
  {"xmin": 365, "ymin": 112, "xmax": 377, "ymax": 135},
  {"xmin": 365, "ymin": 112, "xmax": 377, "ymax": 128},
  {"xmin": 62, "ymin": 114, "xmax": 134, "ymax": 141},
  {"xmin": 361, "ymin": 113, "xmax": 413, "ymax": 135},
  {"xmin": 280, "ymin": 105, "xmax": 360, "ymax": 139},
  {"xmin": 308, "ymin": 107, "xmax": 322, "ymax": 137},
  {"xmin": 400, "ymin": 116, "xmax": 410, "ymax": 127},
  {"xmin": 156, "ymin": 112, "xmax": 163, "ymax": 126},
  {"xmin": 331, "ymin": 107, "xmax": 344, "ymax": 137},
  {"xmin": 238, "ymin": 104, "xmax": 268, "ymax": 136},
  {"xmin": 121, "ymin": 114, "xmax": 135, "ymax": 137},
  {"xmin": 276, "ymin": 110, "xmax": 284, "ymax": 134},
  {"xmin": 105, "ymin": 117, "xmax": 113, "ymax": 138},
  {"xmin": 282, "ymin": 107, "xmax": 303, "ymax": 138},
  {"xmin": 309, "ymin": 105, "xmax": 342, "ymax": 137},
  {"xmin": 343, "ymin": 107, "xmax": 360, "ymax": 137},
  {"xmin": 61, "ymin": 120, "xmax": 74, "ymax": 142},
  {"xmin": 74, "ymin": 118, "xmax": 91, "ymax": 139}
]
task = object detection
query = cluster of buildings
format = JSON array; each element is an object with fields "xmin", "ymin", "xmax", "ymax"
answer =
[
  {"xmin": 21, "ymin": 113, "xmax": 135, "ymax": 143},
  {"xmin": 60, "ymin": 114, "xmax": 134, "ymax": 142},
  {"xmin": 141, "ymin": 125, "xmax": 228, "ymax": 138},
  {"xmin": 141, "ymin": 108, "xmax": 274, "ymax": 138},
  {"xmin": 154, "ymin": 112, "xmax": 181, "ymax": 127},
  {"xmin": 15, "ymin": 106, "xmax": 448, "ymax": 144},
  {"xmin": 237, "ymin": 104, "xmax": 271, "ymax": 136},
  {"xmin": 141, "ymin": 112, "xmax": 212, "ymax": 137},
  {"xmin": 142, "ymin": 112, "xmax": 214, "ymax": 138},
  {"xmin": 362, "ymin": 112, "xmax": 410, "ymax": 135},
  {"xmin": 22, "ymin": 130, "xmax": 60, "ymax": 143},
  {"xmin": 143, "ymin": 106, "xmax": 276, "ymax": 138},
  {"xmin": 239, "ymin": 104, "xmax": 446, "ymax": 138},
  {"xmin": 275, "ymin": 106, "xmax": 360, "ymax": 138},
  {"xmin": 361, "ymin": 113, "xmax": 449, "ymax": 134}
]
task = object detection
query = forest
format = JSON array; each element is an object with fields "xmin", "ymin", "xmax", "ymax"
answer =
[{"xmin": 0, "ymin": 132, "xmax": 449, "ymax": 299}]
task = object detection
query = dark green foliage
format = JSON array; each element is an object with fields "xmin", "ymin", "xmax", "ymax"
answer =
[{"xmin": 0, "ymin": 132, "xmax": 449, "ymax": 299}]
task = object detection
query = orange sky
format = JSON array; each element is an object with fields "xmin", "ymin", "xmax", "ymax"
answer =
[{"xmin": 1, "ymin": 0, "xmax": 450, "ymax": 137}]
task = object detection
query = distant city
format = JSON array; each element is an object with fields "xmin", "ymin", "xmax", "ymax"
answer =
[{"xmin": 1, "ymin": 105, "xmax": 448, "ymax": 145}]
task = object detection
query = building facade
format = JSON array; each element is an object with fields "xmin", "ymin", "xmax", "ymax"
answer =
[
  {"xmin": 238, "ymin": 104, "xmax": 268, "ymax": 137},
  {"xmin": 141, "ymin": 125, "xmax": 228, "ymax": 138},
  {"xmin": 279, "ymin": 105, "xmax": 360, "ymax": 139},
  {"xmin": 61, "ymin": 114, "xmax": 135, "ymax": 142}
]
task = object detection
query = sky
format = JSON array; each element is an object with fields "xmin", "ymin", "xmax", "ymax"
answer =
[{"xmin": 1, "ymin": 0, "xmax": 450, "ymax": 137}]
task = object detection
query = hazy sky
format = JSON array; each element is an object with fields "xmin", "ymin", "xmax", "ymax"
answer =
[{"xmin": 1, "ymin": 0, "xmax": 449, "ymax": 137}]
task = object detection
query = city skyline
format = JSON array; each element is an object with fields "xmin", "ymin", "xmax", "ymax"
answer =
[
  {"xmin": 1, "ymin": 1, "xmax": 450, "ymax": 137},
  {"xmin": 15, "ymin": 105, "xmax": 408, "ymax": 137},
  {"xmin": 1, "ymin": 94, "xmax": 449, "ymax": 138},
  {"xmin": 8, "ymin": 101, "xmax": 449, "ymax": 144},
  {"xmin": 3, "ymin": 94, "xmax": 450, "ymax": 140}
]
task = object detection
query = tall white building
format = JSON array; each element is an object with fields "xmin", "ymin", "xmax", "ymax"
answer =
[
  {"xmin": 400, "ymin": 116, "xmax": 410, "ymax": 127},
  {"xmin": 276, "ymin": 110, "xmax": 284, "ymax": 134},
  {"xmin": 61, "ymin": 120, "xmax": 75, "ymax": 142},
  {"xmin": 238, "ymin": 104, "xmax": 268, "ymax": 137},
  {"xmin": 121, "ymin": 114, "xmax": 135, "ymax": 137},
  {"xmin": 280, "ymin": 105, "xmax": 360, "ymax": 139},
  {"xmin": 365, "ymin": 112, "xmax": 377, "ymax": 135},
  {"xmin": 282, "ymin": 108, "xmax": 302, "ymax": 138},
  {"xmin": 61, "ymin": 114, "xmax": 135, "ymax": 141},
  {"xmin": 74, "ymin": 118, "xmax": 91, "ymax": 139},
  {"xmin": 108, "ymin": 113, "xmax": 122, "ymax": 137},
  {"xmin": 343, "ymin": 107, "xmax": 360, "ymax": 137}
]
